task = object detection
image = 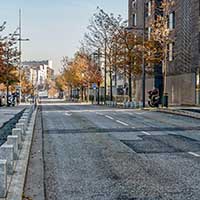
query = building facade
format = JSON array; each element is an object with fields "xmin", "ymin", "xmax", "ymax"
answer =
[
  {"xmin": 22, "ymin": 60, "xmax": 54, "ymax": 89},
  {"xmin": 128, "ymin": 0, "xmax": 200, "ymax": 105}
]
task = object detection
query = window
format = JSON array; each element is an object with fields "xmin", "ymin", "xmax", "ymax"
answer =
[
  {"xmin": 132, "ymin": 14, "xmax": 137, "ymax": 26},
  {"xmin": 169, "ymin": 42, "xmax": 175, "ymax": 61},
  {"xmin": 169, "ymin": 11, "xmax": 175, "ymax": 30},
  {"xmin": 148, "ymin": 27, "xmax": 151, "ymax": 39},
  {"xmin": 148, "ymin": 0, "xmax": 152, "ymax": 16},
  {"xmin": 132, "ymin": 0, "xmax": 137, "ymax": 9}
]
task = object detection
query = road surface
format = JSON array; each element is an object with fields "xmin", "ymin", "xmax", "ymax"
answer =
[{"xmin": 28, "ymin": 103, "xmax": 200, "ymax": 200}]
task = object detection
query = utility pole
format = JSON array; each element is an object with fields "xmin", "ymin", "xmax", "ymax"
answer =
[
  {"xmin": 19, "ymin": 9, "xmax": 22, "ymax": 104},
  {"xmin": 97, "ymin": 48, "xmax": 101, "ymax": 105},
  {"xmin": 104, "ymin": 38, "xmax": 107, "ymax": 104},
  {"xmin": 18, "ymin": 9, "xmax": 29, "ymax": 104}
]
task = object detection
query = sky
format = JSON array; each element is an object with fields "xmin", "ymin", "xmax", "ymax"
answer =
[{"xmin": 0, "ymin": 0, "xmax": 127, "ymax": 73}]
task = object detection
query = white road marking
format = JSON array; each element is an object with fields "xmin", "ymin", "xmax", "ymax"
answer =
[
  {"xmin": 105, "ymin": 115, "xmax": 114, "ymax": 120},
  {"xmin": 141, "ymin": 131, "xmax": 151, "ymax": 136},
  {"xmin": 96, "ymin": 112, "xmax": 104, "ymax": 116},
  {"xmin": 132, "ymin": 126, "xmax": 136, "ymax": 129},
  {"xmin": 65, "ymin": 112, "xmax": 72, "ymax": 116},
  {"xmin": 188, "ymin": 152, "xmax": 200, "ymax": 157},
  {"xmin": 135, "ymin": 112, "xmax": 146, "ymax": 115},
  {"xmin": 116, "ymin": 120, "xmax": 129, "ymax": 126}
]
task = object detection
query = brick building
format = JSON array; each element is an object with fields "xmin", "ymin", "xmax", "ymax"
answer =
[{"xmin": 128, "ymin": 0, "xmax": 200, "ymax": 105}]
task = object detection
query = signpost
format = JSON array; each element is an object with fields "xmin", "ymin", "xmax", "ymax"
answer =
[{"xmin": 92, "ymin": 83, "xmax": 97, "ymax": 104}]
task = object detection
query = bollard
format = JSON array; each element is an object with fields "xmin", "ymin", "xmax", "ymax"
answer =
[
  {"xmin": 0, "ymin": 144, "xmax": 14, "ymax": 175},
  {"xmin": 0, "ymin": 160, "xmax": 7, "ymax": 198},
  {"xmin": 139, "ymin": 101, "xmax": 143, "ymax": 108},
  {"xmin": 20, "ymin": 117, "xmax": 29, "ymax": 125},
  {"xmin": 18, "ymin": 119, "xmax": 27, "ymax": 130},
  {"xmin": 12, "ymin": 128, "xmax": 22, "ymax": 147},
  {"xmin": 130, "ymin": 102, "xmax": 135, "ymax": 109},
  {"xmin": 7, "ymin": 135, "xmax": 18, "ymax": 160},
  {"xmin": 125, "ymin": 102, "xmax": 129, "ymax": 109},
  {"xmin": 16, "ymin": 123, "xmax": 25, "ymax": 136}
]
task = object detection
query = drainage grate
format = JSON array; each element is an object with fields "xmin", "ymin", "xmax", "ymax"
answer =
[{"xmin": 121, "ymin": 134, "xmax": 200, "ymax": 154}]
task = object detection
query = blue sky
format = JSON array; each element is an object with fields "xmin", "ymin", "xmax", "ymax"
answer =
[{"xmin": 0, "ymin": 0, "xmax": 127, "ymax": 73}]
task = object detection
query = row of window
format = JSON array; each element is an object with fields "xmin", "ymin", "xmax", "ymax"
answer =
[{"xmin": 131, "ymin": 11, "xmax": 175, "ymax": 30}]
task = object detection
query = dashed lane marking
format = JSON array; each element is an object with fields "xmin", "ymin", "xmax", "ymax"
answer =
[
  {"xmin": 65, "ymin": 112, "xmax": 72, "ymax": 116},
  {"xmin": 96, "ymin": 112, "xmax": 104, "ymax": 116},
  {"xmin": 188, "ymin": 152, "xmax": 200, "ymax": 157},
  {"xmin": 141, "ymin": 131, "xmax": 151, "ymax": 136},
  {"xmin": 105, "ymin": 115, "xmax": 114, "ymax": 120},
  {"xmin": 116, "ymin": 120, "xmax": 129, "ymax": 126}
]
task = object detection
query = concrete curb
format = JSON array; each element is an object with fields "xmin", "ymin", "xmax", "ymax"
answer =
[
  {"xmin": 0, "ymin": 105, "xmax": 37, "ymax": 200},
  {"xmin": 156, "ymin": 108, "xmax": 200, "ymax": 119}
]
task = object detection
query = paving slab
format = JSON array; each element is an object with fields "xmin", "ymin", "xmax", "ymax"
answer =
[{"xmin": 0, "ymin": 106, "xmax": 26, "ymax": 129}]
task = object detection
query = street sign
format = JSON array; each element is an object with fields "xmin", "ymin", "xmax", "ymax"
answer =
[{"xmin": 92, "ymin": 83, "xmax": 97, "ymax": 89}]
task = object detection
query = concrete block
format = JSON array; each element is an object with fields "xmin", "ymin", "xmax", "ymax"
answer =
[
  {"xmin": 0, "ymin": 145, "xmax": 14, "ymax": 175},
  {"xmin": 21, "ymin": 117, "xmax": 29, "ymax": 126},
  {"xmin": 18, "ymin": 119, "xmax": 27, "ymax": 130},
  {"xmin": 130, "ymin": 102, "xmax": 136, "ymax": 109},
  {"xmin": 16, "ymin": 123, "xmax": 25, "ymax": 136},
  {"xmin": 12, "ymin": 128, "xmax": 22, "ymax": 147},
  {"xmin": 7, "ymin": 135, "xmax": 18, "ymax": 160},
  {"xmin": 0, "ymin": 160, "xmax": 7, "ymax": 198},
  {"xmin": 139, "ymin": 101, "xmax": 143, "ymax": 108},
  {"xmin": 22, "ymin": 113, "xmax": 29, "ymax": 117},
  {"xmin": 125, "ymin": 102, "xmax": 130, "ymax": 108},
  {"xmin": 21, "ymin": 116, "xmax": 28, "ymax": 121},
  {"xmin": 123, "ymin": 102, "xmax": 126, "ymax": 108}
]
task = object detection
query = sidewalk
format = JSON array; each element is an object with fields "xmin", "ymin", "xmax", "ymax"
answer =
[
  {"xmin": 0, "ymin": 105, "xmax": 26, "ymax": 128},
  {"xmin": 156, "ymin": 106, "xmax": 200, "ymax": 119}
]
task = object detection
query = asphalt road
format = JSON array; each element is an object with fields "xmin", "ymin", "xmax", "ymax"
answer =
[{"xmin": 40, "ymin": 103, "xmax": 200, "ymax": 200}]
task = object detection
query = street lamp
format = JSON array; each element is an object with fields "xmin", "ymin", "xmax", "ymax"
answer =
[{"xmin": 17, "ymin": 9, "xmax": 30, "ymax": 104}]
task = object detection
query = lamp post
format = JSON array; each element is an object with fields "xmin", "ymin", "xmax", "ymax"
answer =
[
  {"xmin": 104, "ymin": 38, "xmax": 107, "ymax": 104},
  {"xmin": 18, "ymin": 9, "xmax": 30, "ymax": 104}
]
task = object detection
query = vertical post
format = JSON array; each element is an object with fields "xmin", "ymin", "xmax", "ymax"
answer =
[
  {"xmin": 81, "ymin": 86, "xmax": 84, "ymax": 102},
  {"xmin": 19, "ymin": 9, "xmax": 22, "ymax": 104},
  {"xmin": 6, "ymin": 49, "xmax": 9, "ymax": 106},
  {"xmin": 97, "ymin": 48, "xmax": 101, "ymax": 105},
  {"xmin": 128, "ymin": 65, "xmax": 132, "ymax": 102},
  {"xmin": 97, "ymin": 81, "xmax": 100, "ymax": 105},
  {"xmin": 109, "ymin": 66, "xmax": 113, "ymax": 101},
  {"xmin": 142, "ymin": 1, "xmax": 146, "ymax": 108},
  {"xmin": 104, "ymin": 38, "xmax": 107, "ymax": 104}
]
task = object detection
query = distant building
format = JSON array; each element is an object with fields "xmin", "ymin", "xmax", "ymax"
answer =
[
  {"xmin": 22, "ymin": 60, "xmax": 54, "ymax": 88},
  {"xmin": 128, "ymin": 0, "xmax": 200, "ymax": 105}
]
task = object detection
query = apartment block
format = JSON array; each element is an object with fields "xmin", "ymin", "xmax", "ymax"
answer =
[{"xmin": 128, "ymin": 0, "xmax": 200, "ymax": 105}]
